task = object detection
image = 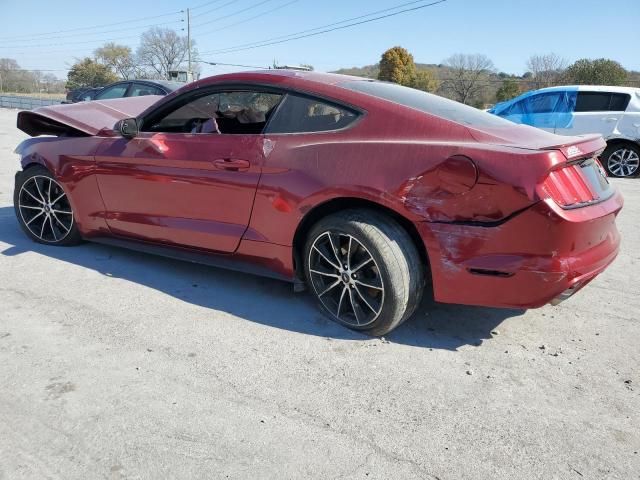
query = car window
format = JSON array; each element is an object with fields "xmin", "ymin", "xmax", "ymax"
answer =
[
  {"xmin": 341, "ymin": 80, "xmax": 514, "ymax": 127},
  {"xmin": 95, "ymin": 84, "xmax": 129, "ymax": 100},
  {"xmin": 266, "ymin": 94, "xmax": 358, "ymax": 134},
  {"xmin": 524, "ymin": 93, "xmax": 561, "ymax": 114},
  {"xmin": 609, "ymin": 93, "xmax": 631, "ymax": 111},
  {"xmin": 129, "ymin": 83, "xmax": 164, "ymax": 97},
  {"xmin": 575, "ymin": 92, "xmax": 612, "ymax": 112},
  {"xmin": 503, "ymin": 99, "xmax": 525, "ymax": 116},
  {"xmin": 145, "ymin": 90, "xmax": 282, "ymax": 135}
]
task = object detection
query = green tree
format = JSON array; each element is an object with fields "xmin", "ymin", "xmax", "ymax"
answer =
[
  {"xmin": 564, "ymin": 58, "xmax": 627, "ymax": 85},
  {"xmin": 495, "ymin": 78, "xmax": 521, "ymax": 102},
  {"xmin": 94, "ymin": 42, "xmax": 135, "ymax": 79},
  {"xmin": 378, "ymin": 46, "xmax": 416, "ymax": 85},
  {"xmin": 66, "ymin": 58, "xmax": 118, "ymax": 90},
  {"xmin": 409, "ymin": 69, "xmax": 439, "ymax": 92}
]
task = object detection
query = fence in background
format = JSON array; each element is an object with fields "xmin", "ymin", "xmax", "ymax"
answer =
[{"xmin": 0, "ymin": 95, "xmax": 62, "ymax": 110}]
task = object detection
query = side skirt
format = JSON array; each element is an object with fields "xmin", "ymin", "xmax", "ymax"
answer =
[{"xmin": 90, "ymin": 236, "xmax": 294, "ymax": 284}]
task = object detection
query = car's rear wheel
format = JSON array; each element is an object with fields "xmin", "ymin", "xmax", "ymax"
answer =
[
  {"xmin": 602, "ymin": 143, "xmax": 640, "ymax": 178},
  {"xmin": 14, "ymin": 166, "xmax": 82, "ymax": 246},
  {"xmin": 304, "ymin": 209, "xmax": 424, "ymax": 336}
]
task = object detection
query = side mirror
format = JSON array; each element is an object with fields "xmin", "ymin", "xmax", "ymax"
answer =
[{"xmin": 116, "ymin": 118, "xmax": 139, "ymax": 139}]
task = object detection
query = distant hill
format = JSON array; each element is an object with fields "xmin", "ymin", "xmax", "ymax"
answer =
[{"xmin": 331, "ymin": 63, "xmax": 441, "ymax": 78}]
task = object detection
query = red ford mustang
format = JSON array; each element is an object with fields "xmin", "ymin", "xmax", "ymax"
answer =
[{"xmin": 13, "ymin": 70, "xmax": 622, "ymax": 335}]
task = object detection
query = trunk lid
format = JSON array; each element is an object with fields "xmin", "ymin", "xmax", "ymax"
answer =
[
  {"xmin": 469, "ymin": 123, "xmax": 614, "ymax": 210},
  {"xmin": 17, "ymin": 95, "xmax": 161, "ymax": 137}
]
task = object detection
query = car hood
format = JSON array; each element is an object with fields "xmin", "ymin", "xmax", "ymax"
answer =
[{"xmin": 17, "ymin": 95, "xmax": 162, "ymax": 137}]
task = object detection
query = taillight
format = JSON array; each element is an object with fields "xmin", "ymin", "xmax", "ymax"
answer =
[{"xmin": 541, "ymin": 158, "xmax": 611, "ymax": 208}]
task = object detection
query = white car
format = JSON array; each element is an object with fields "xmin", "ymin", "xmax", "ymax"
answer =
[{"xmin": 490, "ymin": 85, "xmax": 640, "ymax": 177}]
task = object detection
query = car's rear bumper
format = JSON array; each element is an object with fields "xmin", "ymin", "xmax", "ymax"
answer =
[{"xmin": 417, "ymin": 189, "xmax": 623, "ymax": 309}]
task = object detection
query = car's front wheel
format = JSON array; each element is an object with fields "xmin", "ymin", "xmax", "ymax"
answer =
[
  {"xmin": 304, "ymin": 210, "xmax": 424, "ymax": 336},
  {"xmin": 14, "ymin": 166, "xmax": 82, "ymax": 246},
  {"xmin": 602, "ymin": 143, "xmax": 640, "ymax": 178}
]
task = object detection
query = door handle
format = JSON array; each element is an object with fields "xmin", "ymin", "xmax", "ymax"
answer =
[
  {"xmin": 603, "ymin": 117, "xmax": 618, "ymax": 122},
  {"xmin": 212, "ymin": 158, "xmax": 250, "ymax": 171}
]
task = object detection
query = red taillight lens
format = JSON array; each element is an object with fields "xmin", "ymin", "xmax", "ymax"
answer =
[{"xmin": 541, "ymin": 159, "xmax": 610, "ymax": 208}]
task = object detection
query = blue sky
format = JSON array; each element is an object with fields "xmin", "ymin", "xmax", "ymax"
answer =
[{"xmin": 1, "ymin": 0, "xmax": 639, "ymax": 79}]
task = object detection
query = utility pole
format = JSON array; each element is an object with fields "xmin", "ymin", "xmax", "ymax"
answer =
[{"xmin": 187, "ymin": 8, "xmax": 191, "ymax": 79}]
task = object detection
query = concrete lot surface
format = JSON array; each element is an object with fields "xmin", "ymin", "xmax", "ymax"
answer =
[{"xmin": 0, "ymin": 108, "xmax": 638, "ymax": 479}]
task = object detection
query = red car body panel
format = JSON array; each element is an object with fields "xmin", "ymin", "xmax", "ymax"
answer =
[{"xmin": 14, "ymin": 71, "xmax": 623, "ymax": 307}]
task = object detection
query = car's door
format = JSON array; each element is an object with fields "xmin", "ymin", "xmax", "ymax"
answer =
[
  {"xmin": 127, "ymin": 83, "xmax": 165, "ymax": 97},
  {"xmin": 93, "ymin": 88, "xmax": 283, "ymax": 253},
  {"xmin": 519, "ymin": 92, "xmax": 563, "ymax": 132},
  {"xmin": 93, "ymin": 82, "xmax": 130, "ymax": 101},
  {"xmin": 555, "ymin": 91, "xmax": 630, "ymax": 137}
]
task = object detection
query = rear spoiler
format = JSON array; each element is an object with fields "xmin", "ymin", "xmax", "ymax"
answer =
[{"xmin": 541, "ymin": 134, "xmax": 606, "ymax": 162}]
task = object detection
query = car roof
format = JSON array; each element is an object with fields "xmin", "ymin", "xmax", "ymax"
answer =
[
  {"xmin": 527, "ymin": 85, "xmax": 640, "ymax": 95},
  {"xmin": 100, "ymin": 79, "xmax": 184, "ymax": 91},
  {"xmin": 194, "ymin": 69, "xmax": 367, "ymax": 88}
]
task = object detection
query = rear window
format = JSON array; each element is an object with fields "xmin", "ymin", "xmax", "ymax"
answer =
[
  {"xmin": 266, "ymin": 94, "xmax": 358, "ymax": 133},
  {"xmin": 575, "ymin": 92, "xmax": 631, "ymax": 112},
  {"xmin": 341, "ymin": 80, "xmax": 514, "ymax": 127},
  {"xmin": 609, "ymin": 93, "xmax": 631, "ymax": 111}
]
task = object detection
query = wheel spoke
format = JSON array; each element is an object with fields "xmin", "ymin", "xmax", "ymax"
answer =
[
  {"xmin": 47, "ymin": 178, "xmax": 52, "ymax": 203},
  {"xmin": 318, "ymin": 279, "xmax": 341, "ymax": 297},
  {"xmin": 23, "ymin": 187, "xmax": 45, "ymax": 205},
  {"xmin": 326, "ymin": 232, "xmax": 343, "ymax": 266},
  {"xmin": 50, "ymin": 192, "xmax": 66, "ymax": 205},
  {"xmin": 51, "ymin": 209, "xmax": 72, "ymax": 215},
  {"xmin": 26, "ymin": 210, "xmax": 44, "ymax": 226},
  {"xmin": 33, "ymin": 178, "xmax": 47, "ymax": 203},
  {"xmin": 20, "ymin": 205, "xmax": 44, "ymax": 211},
  {"xmin": 352, "ymin": 257, "xmax": 373, "ymax": 273},
  {"xmin": 310, "ymin": 268, "xmax": 340, "ymax": 279},
  {"xmin": 347, "ymin": 288, "xmax": 361, "ymax": 325},
  {"xmin": 313, "ymin": 245, "xmax": 341, "ymax": 270},
  {"xmin": 49, "ymin": 216, "xmax": 58, "ymax": 241},
  {"xmin": 354, "ymin": 285, "xmax": 379, "ymax": 314},
  {"xmin": 346, "ymin": 236, "xmax": 353, "ymax": 269},
  {"xmin": 336, "ymin": 286, "xmax": 348, "ymax": 318},
  {"xmin": 354, "ymin": 279, "xmax": 383, "ymax": 291},
  {"xmin": 51, "ymin": 212, "xmax": 70, "ymax": 233},
  {"xmin": 39, "ymin": 216, "xmax": 47, "ymax": 238}
]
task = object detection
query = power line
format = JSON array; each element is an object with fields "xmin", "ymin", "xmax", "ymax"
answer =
[
  {"xmin": 0, "ymin": 20, "xmax": 182, "ymax": 45},
  {"xmin": 199, "ymin": 0, "xmax": 446, "ymax": 55},
  {"xmin": 192, "ymin": 0, "xmax": 277, "ymax": 28},
  {"xmin": 195, "ymin": 0, "xmax": 299, "ymax": 37},
  {"xmin": 0, "ymin": 10, "xmax": 183, "ymax": 41},
  {"xmin": 190, "ymin": 0, "xmax": 241, "ymax": 19},
  {"xmin": 0, "ymin": 21, "xmax": 184, "ymax": 49},
  {"xmin": 190, "ymin": 0, "xmax": 233, "ymax": 9}
]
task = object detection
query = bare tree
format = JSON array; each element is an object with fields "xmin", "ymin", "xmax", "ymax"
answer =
[
  {"xmin": 440, "ymin": 54, "xmax": 494, "ymax": 105},
  {"xmin": 136, "ymin": 28, "xmax": 196, "ymax": 80},
  {"xmin": 526, "ymin": 53, "xmax": 567, "ymax": 88}
]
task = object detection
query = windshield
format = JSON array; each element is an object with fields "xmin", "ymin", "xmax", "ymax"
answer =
[{"xmin": 341, "ymin": 80, "xmax": 515, "ymax": 128}]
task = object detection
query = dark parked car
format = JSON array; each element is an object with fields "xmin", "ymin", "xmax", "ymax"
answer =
[
  {"xmin": 71, "ymin": 80, "xmax": 182, "ymax": 103},
  {"xmin": 64, "ymin": 87, "xmax": 101, "ymax": 103},
  {"xmin": 13, "ymin": 71, "xmax": 622, "ymax": 335}
]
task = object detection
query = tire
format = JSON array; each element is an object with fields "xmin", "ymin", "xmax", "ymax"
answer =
[
  {"xmin": 14, "ymin": 166, "xmax": 82, "ymax": 246},
  {"xmin": 303, "ymin": 209, "xmax": 425, "ymax": 336},
  {"xmin": 601, "ymin": 143, "xmax": 640, "ymax": 178}
]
